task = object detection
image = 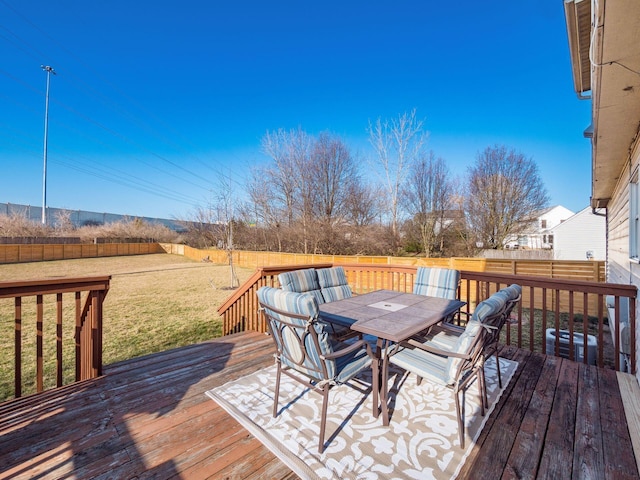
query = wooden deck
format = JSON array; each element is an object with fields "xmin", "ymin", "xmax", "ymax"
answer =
[{"xmin": 0, "ymin": 331, "xmax": 638, "ymax": 479}]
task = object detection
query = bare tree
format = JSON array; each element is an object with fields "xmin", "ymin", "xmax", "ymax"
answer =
[
  {"xmin": 182, "ymin": 204, "xmax": 222, "ymax": 249},
  {"xmin": 403, "ymin": 151, "xmax": 452, "ymax": 256},
  {"xmin": 247, "ymin": 166, "xmax": 286, "ymax": 251},
  {"xmin": 367, "ymin": 109, "xmax": 428, "ymax": 249},
  {"xmin": 344, "ymin": 181, "xmax": 381, "ymax": 227},
  {"xmin": 53, "ymin": 209, "xmax": 75, "ymax": 234},
  {"xmin": 215, "ymin": 175, "xmax": 240, "ymax": 288},
  {"xmin": 258, "ymin": 129, "xmax": 365, "ymax": 254},
  {"xmin": 465, "ymin": 145, "xmax": 549, "ymax": 249},
  {"xmin": 260, "ymin": 128, "xmax": 315, "ymax": 253},
  {"xmin": 310, "ymin": 132, "xmax": 358, "ymax": 225},
  {"xmin": 261, "ymin": 128, "xmax": 309, "ymax": 227}
]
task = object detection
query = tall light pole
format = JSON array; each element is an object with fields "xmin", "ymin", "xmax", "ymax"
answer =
[{"xmin": 41, "ymin": 65, "xmax": 55, "ymax": 225}]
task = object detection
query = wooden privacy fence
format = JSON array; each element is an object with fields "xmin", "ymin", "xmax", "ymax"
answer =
[
  {"xmin": 0, "ymin": 242, "xmax": 165, "ymax": 264},
  {"xmin": 2, "ymin": 242, "xmax": 606, "ymax": 284},
  {"xmin": 160, "ymin": 244, "xmax": 606, "ymax": 282},
  {"xmin": 0, "ymin": 276, "xmax": 110, "ymax": 399},
  {"xmin": 218, "ymin": 264, "xmax": 636, "ymax": 373}
]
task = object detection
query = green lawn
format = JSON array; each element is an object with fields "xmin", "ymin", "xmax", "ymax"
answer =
[{"xmin": 0, "ymin": 254, "xmax": 253, "ymax": 402}]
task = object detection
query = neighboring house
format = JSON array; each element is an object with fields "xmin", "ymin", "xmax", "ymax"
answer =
[
  {"xmin": 551, "ymin": 207, "xmax": 606, "ymax": 260},
  {"xmin": 504, "ymin": 205, "xmax": 574, "ymax": 249},
  {"xmin": 565, "ymin": 0, "xmax": 640, "ymax": 376}
]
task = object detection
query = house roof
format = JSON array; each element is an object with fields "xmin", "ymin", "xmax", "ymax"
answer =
[
  {"xmin": 535, "ymin": 205, "xmax": 574, "ymax": 218},
  {"xmin": 564, "ymin": 0, "xmax": 640, "ymax": 208}
]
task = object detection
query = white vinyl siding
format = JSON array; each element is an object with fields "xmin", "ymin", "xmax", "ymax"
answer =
[
  {"xmin": 552, "ymin": 207, "xmax": 605, "ymax": 260},
  {"xmin": 631, "ymin": 169, "xmax": 640, "ymax": 260}
]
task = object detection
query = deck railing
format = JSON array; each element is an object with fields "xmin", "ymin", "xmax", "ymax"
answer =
[
  {"xmin": 0, "ymin": 276, "xmax": 111, "ymax": 399},
  {"xmin": 218, "ymin": 264, "xmax": 637, "ymax": 373}
]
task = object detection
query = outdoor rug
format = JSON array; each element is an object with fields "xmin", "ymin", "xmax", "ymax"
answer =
[{"xmin": 205, "ymin": 356, "xmax": 518, "ymax": 480}]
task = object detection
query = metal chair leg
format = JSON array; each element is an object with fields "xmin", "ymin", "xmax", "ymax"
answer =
[
  {"xmin": 273, "ymin": 361, "xmax": 282, "ymax": 418},
  {"xmin": 319, "ymin": 386, "xmax": 330, "ymax": 453}
]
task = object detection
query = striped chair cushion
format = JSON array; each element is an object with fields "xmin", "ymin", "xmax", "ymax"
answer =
[
  {"xmin": 334, "ymin": 340, "xmax": 373, "ymax": 384},
  {"xmin": 413, "ymin": 267, "xmax": 460, "ymax": 300},
  {"xmin": 389, "ymin": 345, "xmax": 450, "ymax": 386},
  {"xmin": 278, "ymin": 269, "xmax": 325, "ymax": 305},
  {"xmin": 317, "ymin": 267, "xmax": 353, "ymax": 302},
  {"xmin": 444, "ymin": 319, "xmax": 483, "ymax": 384},
  {"xmin": 317, "ymin": 266, "xmax": 348, "ymax": 288},
  {"xmin": 257, "ymin": 287, "xmax": 335, "ymax": 379},
  {"xmin": 422, "ymin": 324, "xmax": 464, "ymax": 351},
  {"xmin": 502, "ymin": 284, "xmax": 522, "ymax": 301},
  {"xmin": 471, "ymin": 291, "xmax": 508, "ymax": 323},
  {"xmin": 321, "ymin": 285, "xmax": 353, "ymax": 302}
]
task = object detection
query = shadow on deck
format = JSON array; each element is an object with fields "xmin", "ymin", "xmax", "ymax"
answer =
[{"xmin": 0, "ymin": 332, "xmax": 637, "ymax": 479}]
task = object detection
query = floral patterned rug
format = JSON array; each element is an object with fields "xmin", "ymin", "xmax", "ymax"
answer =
[{"xmin": 206, "ymin": 356, "xmax": 517, "ymax": 480}]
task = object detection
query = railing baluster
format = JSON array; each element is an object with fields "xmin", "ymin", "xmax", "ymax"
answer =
[
  {"xmin": 529, "ymin": 286, "xmax": 535, "ymax": 351},
  {"xmin": 630, "ymin": 297, "xmax": 636, "ymax": 373},
  {"xmin": 542, "ymin": 287, "xmax": 548, "ymax": 353},
  {"xmin": 14, "ymin": 297, "xmax": 22, "ymax": 398},
  {"xmin": 597, "ymin": 294, "xmax": 604, "ymax": 368},
  {"xmin": 75, "ymin": 291, "xmax": 81, "ymax": 381},
  {"xmin": 554, "ymin": 289, "xmax": 561, "ymax": 357},
  {"xmin": 568, "ymin": 290, "xmax": 575, "ymax": 361},
  {"xmin": 583, "ymin": 292, "xmax": 589, "ymax": 365},
  {"xmin": 56, "ymin": 292, "xmax": 63, "ymax": 387},
  {"xmin": 614, "ymin": 296, "xmax": 621, "ymax": 371},
  {"xmin": 36, "ymin": 294, "xmax": 43, "ymax": 393}
]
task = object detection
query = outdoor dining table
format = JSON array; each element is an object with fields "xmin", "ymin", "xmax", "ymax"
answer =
[{"xmin": 318, "ymin": 289, "xmax": 466, "ymax": 426}]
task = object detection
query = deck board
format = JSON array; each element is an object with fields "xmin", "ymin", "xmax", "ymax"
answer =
[
  {"xmin": 0, "ymin": 331, "xmax": 638, "ymax": 479},
  {"xmin": 503, "ymin": 353, "xmax": 560, "ymax": 478}
]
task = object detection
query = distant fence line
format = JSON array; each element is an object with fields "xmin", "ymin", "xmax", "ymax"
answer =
[
  {"xmin": 0, "ymin": 243, "xmax": 165, "ymax": 264},
  {"xmin": 0, "ymin": 237, "xmax": 159, "ymax": 245},
  {"xmin": 0, "ymin": 242, "xmax": 606, "ymax": 283},
  {"xmin": 160, "ymin": 244, "xmax": 607, "ymax": 283},
  {"xmin": 480, "ymin": 249, "xmax": 554, "ymax": 260}
]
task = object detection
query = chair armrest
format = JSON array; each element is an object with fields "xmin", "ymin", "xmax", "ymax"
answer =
[
  {"xmin": 322, "ymin": 339, "xmax": 372, "ymax": 360},
  {"xmin": 404, "ymin": 338, "xmax": 470, "ymax": 360},
  {"xmin": 437, "ymin": 323, "xmax": 465, "ymax": 335}
]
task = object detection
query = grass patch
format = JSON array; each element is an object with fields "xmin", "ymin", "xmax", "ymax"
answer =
[{"xmin": 0, "ymin": 254, "xmax": 253, "ymax": 402}]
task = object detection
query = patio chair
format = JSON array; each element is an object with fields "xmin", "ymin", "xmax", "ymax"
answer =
[
  {"xmin": 278, "ymin": 268, "xmax": 325, "ymax": 305},
  {"xmin": 257, "ymin": 286, "xmax": 375, "ymax": 453},
  {"xmin": 413, "ymin": 267, "xmax": 461, "ymax": 323},
  {"xmin": 483, "ymin": 284, "xmax": 521, "ymax": 389},
  {"xmin": 413, "ymin": 267, "xmax": 461, "ymax": 300},
  {"xmin": 279, "ymin": 268, "xmax": 352, "ymax": 339},
  {"xmin": 386, "ymin": 293, "xmax": 506, "ymax": 448},
  {"xmin": 418, "ymin": 285, "xmax": 520, "ymax": 405},
  {"xmin": 317, "ymin": 266, "xmax": 353, "ymax": 302}
]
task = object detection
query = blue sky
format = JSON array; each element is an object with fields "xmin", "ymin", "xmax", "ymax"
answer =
[{"xmin": 0, "ymin": 0, "xmax": 592, "ymax": 221}]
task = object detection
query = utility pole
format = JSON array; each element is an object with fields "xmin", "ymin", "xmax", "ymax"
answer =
[{"xmin": 41, "ymin": 65, "xmax": 55, "ymax": 225}]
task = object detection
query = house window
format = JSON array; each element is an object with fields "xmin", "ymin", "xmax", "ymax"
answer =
[
  {"xmin": 631, "ymin": 171, "xmax": 640, "ymax": 259},
  {"xmin": 541, "ymin": 219, "xmax": 547, "ymax": 229}
]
